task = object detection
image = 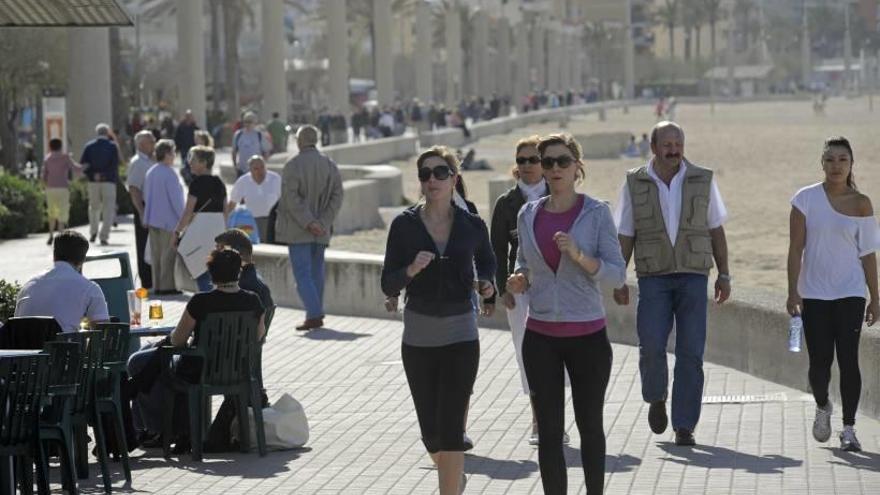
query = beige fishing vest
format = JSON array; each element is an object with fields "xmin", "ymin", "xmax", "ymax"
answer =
[{"xmin": 625, "ymin": 162, "xmax": 714, "ymax": 277}]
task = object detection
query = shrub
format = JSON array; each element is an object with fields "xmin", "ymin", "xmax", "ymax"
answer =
[
  {"xmin": 0, "ymin": 173, "xmax": 46, "ymax": 238},
  {"xmin": 0, "ymin": 279, "xmax": 21, "ymax": 324}
]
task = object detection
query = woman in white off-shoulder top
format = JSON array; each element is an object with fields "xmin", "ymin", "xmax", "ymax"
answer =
[{"xmin": 787, "ymin": 136, "xmax": 880, "ymax": 453}]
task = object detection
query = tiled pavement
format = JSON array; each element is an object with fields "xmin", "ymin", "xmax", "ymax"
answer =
[{"xmin": 4, "ymin": 225, "xmax": 880, "ymax": 493}]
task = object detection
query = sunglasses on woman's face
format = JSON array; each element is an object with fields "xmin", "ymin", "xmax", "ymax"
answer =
[
  {"xmin": 515, "ymin": 156, "xmax": 541, "ymax": 165},
  {"xmin": 418, "ymin": 165, "xmax": 452, "ymax": 182},
  {"xmin": 541, "ymin": 155, "xmax": 574, "ymax": 170}
]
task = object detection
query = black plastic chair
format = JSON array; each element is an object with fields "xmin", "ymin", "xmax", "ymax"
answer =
[
  {"xmin": 0, "ymin": 353, "xmax": 50, "ymax": 495},
  {"xmin": 60, "ymin": 331, "xmax": 113, "ymax": 494},
  {"xmin": 92, "ymin": 323, "xmax": 132, "ymax": 484},
  {"xmin": 0, "ymin": 318, "xmax": 61, "ymax": 350},
  {"xmin": 38, "ymin": 341, "xmax": 82, "ymax": 495},
  {"xmin": 160, "ymin": 311, "xmax": 266, "ymax": 461}
]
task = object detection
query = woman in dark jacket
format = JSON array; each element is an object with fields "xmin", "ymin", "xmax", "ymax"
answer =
[
  {"xmin": 489, "ymin": 135, "xmax": 549, "ymax": 445},
  {"xmin": 381, "ymin": 145, "xmax": 496, "ymax": 495}
]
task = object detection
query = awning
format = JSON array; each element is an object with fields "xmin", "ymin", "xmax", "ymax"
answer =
[{"xmin": 0, "ymin": 0, "xmax": 133, "ymax": 27}]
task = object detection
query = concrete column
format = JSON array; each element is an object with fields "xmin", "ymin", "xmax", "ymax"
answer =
[
  {"xmin": 623, "ymin": 0, "xmax": 635, "ymax": 100},
  {"xmin": 68, "ymin": 28, "xmax": 112, "ymax": 155},
  {"xmin": 415, "ymin": 1, "xmax": 433, "ymax": 103},
  {"xmin": 572, "ymin": 32, "xmax": 583, "ymax": 91},
  {"xmin": 513, "ymin": 20, "xmax": 530, "ymax": 106},
  {"xmin": 470, "ymin": 9, "xmax": 489, "ymax": 98},
  {"xmin": 445, "ymin": 2, "xmax": 463, "ymax": 105},
  {"xmin": 560, "ymin": 31, "xmax": 571, "ymax": 91},
  {"xmin": 373, "ymin": 0, "xmax": 394, "ymax": 105},
  {"xmin": 531, "ymin": 17, "xmax": 545, "ymax": 90},
  {"xmin": 327, "ymin": 1, "xmax": 349, "ymax": 113},
  {"xmin": 546, "ymin": 23, "xmax": 560, "ymax": 92},
  {"xmin": 497, "ymin": 17, "xmax": 512, "ymax": 99},
  {"xmin": 176, "ymin": 0, "xmax": 206, "ymax": 127},
  {"xmin": 261, "ymin": 0, "xmax": 287, "ymax": 122}
]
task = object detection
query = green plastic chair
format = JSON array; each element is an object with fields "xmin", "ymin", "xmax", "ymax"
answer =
[
  {"xmin": 84, "ymin": 251, "xmax": 135, "ymax": 324},
  {"xmin": 39, "ymin": 341, "xmax": 82, "ymax": 495},
  {"xmin": 93, "ymin": 323, "xmax": 132, "ymax": 484},
  {"xmin": 0, "ymin": 353, "xmax": 50, "ymax": 495},
  {"xmin": 160, "ymin": 311, "xmax": 266, "ymax": 461}
]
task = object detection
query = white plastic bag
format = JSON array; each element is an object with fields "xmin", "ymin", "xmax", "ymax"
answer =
[{"xmin": 232, "ymin": 393, "xmax": 309, "ymax": 450}]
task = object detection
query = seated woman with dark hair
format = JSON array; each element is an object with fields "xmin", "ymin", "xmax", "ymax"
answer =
[{"xmin": 128, "ymin": 248, "xmax": 265, "ymax": 453}]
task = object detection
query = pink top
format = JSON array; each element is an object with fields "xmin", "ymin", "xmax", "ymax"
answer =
[
  {"xmin": 528, "ymin": 194, "xmax": 605, "ymax": 337},
  {"xmin": 42, "ymin": 152, "xmax": 79, "ymax": 188}
]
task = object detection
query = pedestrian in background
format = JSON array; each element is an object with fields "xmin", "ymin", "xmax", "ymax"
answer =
[{"xmin": 42, "ymin": 138, "xmax": 81, "ymax": 245}]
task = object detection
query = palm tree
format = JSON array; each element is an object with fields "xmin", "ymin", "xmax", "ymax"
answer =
[
  {"xmin": 702, "ymin": 0, "xmax": 723, "ymax": 61},
  {"xmin": 655, "ymin": 0, "xmax": 680, "ymax": 61},
  {"xmin": 683, "ymin": 0, "xmax": 706, "ymax": 60}
]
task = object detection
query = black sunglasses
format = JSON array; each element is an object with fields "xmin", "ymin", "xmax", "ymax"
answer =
[
  {"xmin": 541, "ymin": 155, "xmax": 574, "ymax": 170},
  {"xmin": 516, "ymin": 156, "xmax": 541, "ymax": 165},
  {"xmin": 418, "ymin": 165, "xmax": 452, "ymax": 182}
]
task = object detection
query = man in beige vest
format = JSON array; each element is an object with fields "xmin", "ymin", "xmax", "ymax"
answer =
[
  {"xmin": 612, "ymin": 121, "xmax": 731, "ymax": 446},
  {"xmin": 276, "ymin": 125, "xmax": 344, "ymax": 330}
]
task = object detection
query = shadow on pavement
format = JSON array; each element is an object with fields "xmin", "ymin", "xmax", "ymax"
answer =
[
  {"xmin": 464, "ymin": 453, "xmax": 538, "ymax": 480},
  {"xmin": 299, "ymin": 327, "xmax": 372, "ymax": 341},
  {"xmin": 656, "ymin": 442, "xmax": 802, "ymax": 474},
  {"xmin": 822, "ymin": 447, "xmax": 880, "ymax": 472},
  {"xmin": 560, "ymin": 445, "xmax": 642, "ymax": 473},
  {"xmin": 125, "ymin": 447, "xmax": 311, "ymax": 478}
]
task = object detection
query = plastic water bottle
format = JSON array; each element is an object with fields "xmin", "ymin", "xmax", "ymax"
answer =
[{"xmin": 789, "ymin": 316, "xmax": 803, "ymax": 353}]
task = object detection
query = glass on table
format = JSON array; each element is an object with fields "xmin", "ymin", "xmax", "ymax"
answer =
[
  {"xmin": 126, "ymin": 289, "xmax": 143, "ymax": 326},
  {"xmin": 148, "ymin": 300, "xmax": 164, "ymax": 327}
]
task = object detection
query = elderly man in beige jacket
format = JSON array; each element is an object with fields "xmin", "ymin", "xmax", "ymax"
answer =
[{"xmin": 276, "ymin": 125, "xmax": 344, "ymax": 330}]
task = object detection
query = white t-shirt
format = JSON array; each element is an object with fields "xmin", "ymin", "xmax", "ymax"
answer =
[
  {"xmin": 792, "ymin": 183, "xmax": 880, "ymax": 300},
  {"xmin": 229, "ymin": 171, "xmax": 282, "ymax": 218},
  {"xmin": 14, "ymin": 262, "xmax": 109, "ymax": 332},
  {"xmin": 614, "ymin": 160, "xmax": 728, "ymax": 245}
]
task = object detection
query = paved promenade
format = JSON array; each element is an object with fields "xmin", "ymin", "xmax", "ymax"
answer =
[{"xmin": 3, "ymin": 224, "xmax": 880, "ymax": 493}]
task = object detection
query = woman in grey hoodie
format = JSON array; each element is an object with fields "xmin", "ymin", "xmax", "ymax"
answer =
[{"xmin": 507, "ymin": 133, "xmax": 626, "ymax": 494}]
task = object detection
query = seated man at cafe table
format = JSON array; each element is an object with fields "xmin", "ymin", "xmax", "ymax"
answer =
[{"xmin": 14, "ymin": 230, "xmax": 109, "ymax": 332}]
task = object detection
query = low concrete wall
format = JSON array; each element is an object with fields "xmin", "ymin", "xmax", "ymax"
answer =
[
  {"xmin": 322, "ymin": 135, "xmax": 420, "ymax": 165},
  {"xmin": 217, "ymin": 246, "xmax": 880, "ymax": 421},
  {"xmin": 337, "ymin": 165, "xmax": 403, "ymax": 207}
]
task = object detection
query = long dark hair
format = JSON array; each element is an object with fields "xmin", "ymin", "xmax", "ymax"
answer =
[{"xmin": 823, "ymin": 136, "xmax": 856, "ymax": 190}]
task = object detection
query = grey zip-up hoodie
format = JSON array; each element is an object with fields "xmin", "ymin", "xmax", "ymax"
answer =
[{"xmin": 515, "ymin": 194, "xmax": 626, "ymax": 323}]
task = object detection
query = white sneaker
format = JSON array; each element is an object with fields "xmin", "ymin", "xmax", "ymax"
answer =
[
  {"xmin": 528, "ymin": 432, "xmax": 539, "ymax": 446},
  {"xmin": 813, "ymin": 401, "xmax": 833, "ymax": 443},
  {"xmin": 839, "ymin": 426, "xmax": 862, "ymax": 452},
  {"xmin": 527, "ymin": 432, "xmax": 570, "ymax": 446}
]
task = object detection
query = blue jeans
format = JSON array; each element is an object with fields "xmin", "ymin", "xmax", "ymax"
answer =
[
  {"xmin": 195, "ymin": 271, "xmax": 213, "ymax": 292},
  {"xmin": 289, "ymin": 243, "xmax": 327, "ymax": 319},
  {"xmin": 637, "ymin": 273, "xmax": 708, "ymax": 431}
]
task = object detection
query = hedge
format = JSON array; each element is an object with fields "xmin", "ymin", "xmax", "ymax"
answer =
[{"xmin": 0, "ymin": 279, "xmax": 21, "ymax": 324}]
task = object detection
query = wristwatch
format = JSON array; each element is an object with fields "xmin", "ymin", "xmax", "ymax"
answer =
[{"xmin": 717, "ymin": 273, "xmax": 733, "ymax": 282}]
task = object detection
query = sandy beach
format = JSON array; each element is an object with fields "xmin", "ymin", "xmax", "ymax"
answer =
[{"xmin": 332, "ymin": 97, "xmax": 880, "ymax": 294}]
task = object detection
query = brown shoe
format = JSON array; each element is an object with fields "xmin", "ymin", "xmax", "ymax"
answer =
[{"xmin": 296, "ymin": 318, "xmax": 324, "ymax": 331}]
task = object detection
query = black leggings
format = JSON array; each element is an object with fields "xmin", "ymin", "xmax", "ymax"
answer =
[
  {"xmin": 523, "ymin": 329, "xmax": 612, "ymax": 495},
  {"xmin": 802, "ymin": 297, "xmax": 865, "ymax": 426},
  {"xmin": 401, "ymin": 340, "xmax": 479, "ymax": 454}
]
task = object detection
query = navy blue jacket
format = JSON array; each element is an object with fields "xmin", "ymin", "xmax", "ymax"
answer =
[
  {"xmin": 79, "ymin": 137, "xmax": 119, "ymax": 183},
  {"xmin": 382, "ymin": 205, "xmax": 496, "ymax": 317}
]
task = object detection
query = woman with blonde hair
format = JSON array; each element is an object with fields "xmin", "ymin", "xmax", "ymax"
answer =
[
  {"xmin": 507, "ymin": 133, "xmax": 625, "ymax": 494},
  {"xmin": 382, "ymin": 145, "xmax": 495, "ymax": 494}
]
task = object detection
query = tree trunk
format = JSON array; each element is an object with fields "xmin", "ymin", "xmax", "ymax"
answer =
[
  {"xmin": 684, "ymin": 27, "xmax": 692, "ymax": 61},
  {"xmin": 210, "ymin": 0, "xmax": 223, "ymax": 115},
  {"xmin": 710, "ymin": 22, "xmax": 717, "ymax": 61},
  {"xmin": 668, "ymin": 25, "xmax": 676, "ymax": 61},
  {"xmin": 695, "ymin": 26, "xmax": 702, "ymax": 60},
  {"xmin": 0, "ymin": 94, "xmax": 17, "ymax": 172},
  {"xmin": 222, "ymin": 1, "xmax": 241, "ymax": 121}
]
